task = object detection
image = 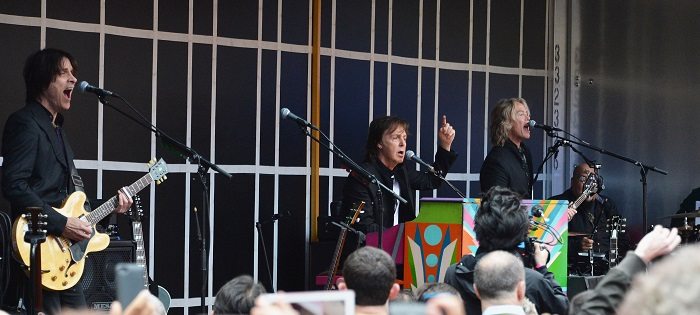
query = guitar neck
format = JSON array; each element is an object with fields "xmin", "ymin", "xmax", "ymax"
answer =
[
  {"xmin": 132, "ymin": 221, "xmax": 149, "ymax": 288},
  {"xmin": 570, "ymin": 193, "xmax": 588, "ymax": 210},
  {"xmin": 325, "ymin": 228, "xmax": 350, "ymax": 290},
  {"xmin": 85, "ymin": 173, "xmax": 154, "ymax": 224},
  {"xmin": 609, "ymin": 230, "xmax": 619, "ymax": 265}
]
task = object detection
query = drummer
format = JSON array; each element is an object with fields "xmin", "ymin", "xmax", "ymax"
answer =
[{"xmin": 550, "ymin": 162, "xmax": 629, "ymax": 275}]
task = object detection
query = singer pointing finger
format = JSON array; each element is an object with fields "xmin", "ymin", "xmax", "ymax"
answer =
[{"xmin": 341, "ymin": 116, "xmax": 457, "ymax": 233}]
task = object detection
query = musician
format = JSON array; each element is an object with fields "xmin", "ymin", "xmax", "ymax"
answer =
[
  {"xmin": 670, "ymin": 187, "xmax": 700, "ymax": 229},
  {"xmin": 550, "ymin": 162, "xmax": 628, "ymax": 273},
  {"xmin": 341, "ymin": 115, "xmax": 456, "ymax": 233},
  {"xmin": 2, "ymin": 48, "xmax": 132, "ymax": 313},
  {"xmin": 479, "ymin": 98, "xmax": 534, "ymax": 197}
]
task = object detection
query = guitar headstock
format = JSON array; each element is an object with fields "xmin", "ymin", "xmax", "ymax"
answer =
[
  {"xmin": 23, "ymin": 207, "xmax": 47, "ymax": 237},
  {"xmin": 345, "ymin": 201, "xmax": 365, "ymax": 226},
  {"xmin": 147, "ymin": 158, "xmax": 169, "ymax": 184},
  {"xmin": 127, "ymin": 194, "xmax": 144, "ymax": 222},
  {"xmin": 607, "ymin": 215, "xmax": 627, "ymax": 234},
  {"xmin": 582, "ymin": 173, "xmax": 599, "ymax": 197}
]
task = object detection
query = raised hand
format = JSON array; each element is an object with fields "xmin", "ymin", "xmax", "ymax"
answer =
[
  {"xmin": 438, "ymin": 115, "xmax": 456, "ymax": 151},
  {"xmin": 634, "ymin": 225, "xmax": 681, "ymax": 264}
]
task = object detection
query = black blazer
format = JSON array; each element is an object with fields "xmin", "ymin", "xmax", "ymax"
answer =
[
  {"xmin": 479, "ymin": 140, "xmax": 533, "ymax": 197},
  {"xmin": 2, "ymin": 101, "xmax": 78, "ymax": 236},
  {"xmin": 341, "ymin": 147, "xmax": 457, "ymax": 232}
]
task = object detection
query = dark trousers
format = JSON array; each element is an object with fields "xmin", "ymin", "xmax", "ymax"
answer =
[{"xmin": 12, "ymin": 261, "xmax": 87, "ymax": 315}]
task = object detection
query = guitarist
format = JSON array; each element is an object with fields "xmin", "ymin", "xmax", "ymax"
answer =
[
  {"xmin": 549, "ymin": 162, "xmax": 628, "ymax": 274},
  {"xmin": 1, "ymin": 48, "xmax": 133, "ymax": 314}
]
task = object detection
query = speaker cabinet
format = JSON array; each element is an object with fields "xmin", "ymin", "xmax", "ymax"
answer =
[{"xmin": 80, "ymin": 240, "xmax": 135, "ymax": 310}]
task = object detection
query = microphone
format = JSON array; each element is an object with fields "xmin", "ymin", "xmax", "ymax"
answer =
[
  {"xmin": 528, "ymin": 120, "xmax": 561, "ymax": 132},
  {"xmin": 77, "ymin": 81, "xmax": 115, "ymax": 97},
  {"xmin": 405, "ymin": 150, "xmax": 436, "ymax": 174},
  {"xmin": 280, "ymin": 108, "xmax": 311, "ymax": 127},
  {"xmin": 531, "ymin": 205, "xmax": 544, "ymax": 218},
  {"xmin": 529, "ymin": 205, "xmax": 544, "ymax": 231}
]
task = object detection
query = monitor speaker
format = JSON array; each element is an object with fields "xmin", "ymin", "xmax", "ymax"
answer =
[{"xmin": 80, "ymin": 240, "xmax": 135, "ymax": 311}]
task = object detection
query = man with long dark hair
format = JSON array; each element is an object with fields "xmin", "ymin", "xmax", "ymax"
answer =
[{"xmin": 2, "ymin": 48, "xmax": 133, "ymax": 313}]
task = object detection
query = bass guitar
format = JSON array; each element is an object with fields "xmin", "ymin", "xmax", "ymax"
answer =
[
  {"xmin": 12, "ymin": 158, "xmax": 168, "ymax": 291},
  {"xmin": 325, "ymin": 201, "xmax": 364, "ymax": 290},
  {"xmin": 128, "ymin": 194, "xmax": 172, "ymax": 311}
]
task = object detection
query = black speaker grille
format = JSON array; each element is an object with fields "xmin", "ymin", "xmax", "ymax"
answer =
[{"xmin": 81, "ymin": 240, "xmax": 134, "ymax": 310}]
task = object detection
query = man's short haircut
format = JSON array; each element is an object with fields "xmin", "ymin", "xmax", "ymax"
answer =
[
  {"xmin": 364, "ymin": 116, "xmax": 410, "ymax": 162},
  {"xmin": 24, "ymin": 48, "xmax": 78, "ymax": 103},
  {"xmin": 213, "ymin": 274, "xmax": 267, "ymax": 314},
  {"xmin": 474, "ymin": 186, "xmax": 529, "ymax": 252},
  {"xmin": 474, "ymin": 250, "xmax": 525, "ymax": 300},
  {"xmin": 342, "ymin": 246, "xmax": 396, "ymax": 306}
]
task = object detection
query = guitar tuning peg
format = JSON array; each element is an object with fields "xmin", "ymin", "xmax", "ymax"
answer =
[{"xmin": 163, "ymin": 175, "xmax": 167, "ymax": 181}]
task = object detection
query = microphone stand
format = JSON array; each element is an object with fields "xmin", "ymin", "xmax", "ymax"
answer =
[
  {"xmin": 255, "ymin": 214, "xmax": 284, "ymax": 293},
  {"xmin": 285, "ymin": 120, "xmax": 405, "ymax": 250},
  {"xmin": 94, "ymin": 94, "xmax": 231, "ymax": 314},
  {"xmin": 544, "ymin": 132, "xmax": 667, "ymax": 237},
  {"xmin": 432, "ymin": 171, "xmax": 465, "ymax": 199}
]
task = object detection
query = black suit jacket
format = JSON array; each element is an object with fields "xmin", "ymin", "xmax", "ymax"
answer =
[
  {"xmin": 2, "ymin": 101, "xmax": 78, "ymax": 236},
  {"xmin": 479, "ymin": 140, "xmax": 533, "ymax": 197},
  {"xmin": 341, "ymin": 147, "xmax": 457, "ymax": 232}
]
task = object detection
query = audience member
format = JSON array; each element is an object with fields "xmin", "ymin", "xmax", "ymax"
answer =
[
  {"xmin": 572, "ymin": 225, "xmax": 681, "ymax": 315},
  {"xmin": 213, "ymin": 275, "xmax": 267, "ymax": 315},
  {"xmin": 617, "ymin": 244, "xmax": 700, "ymax": 315},
  {"xmin": 338, "ymin": 246, "xmax": 399, "ymax": 315},
  {"xmin": 414, "ymin": 282, "xmax": 461, "ymax": 302},
  {"xmin": 391, "ymin": 289, "xmax": 415, "ymax": 302},
  {"xmin": 473, "ymin": 250, "xmax": 527, "ymax": 315},
  {"xmin": 444, "ymin": 186, "xmax": 567, "ymax": 315}
]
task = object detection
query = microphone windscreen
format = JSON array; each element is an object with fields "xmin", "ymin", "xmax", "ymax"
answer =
[
  {"xmin": 77, "ymin": 81, "xmax": 90, "ymax": 93},
  {"xmin": 280, "ymin": 108, "xmax": 290, "ymax": 119},
  {"xmin": 528, "ymin": 120, "xmax": 536, "ymax": 128},
  {"xmin": 405, "ymin": 150, "xmax": 415, "ymax": 159}
]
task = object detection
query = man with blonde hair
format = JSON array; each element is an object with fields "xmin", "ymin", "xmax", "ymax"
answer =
[{"xmin": 480, "ymin": 98, "xmax": 534, "ymax": 197}]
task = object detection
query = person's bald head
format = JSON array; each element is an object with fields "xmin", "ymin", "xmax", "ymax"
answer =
[
  {"xmin": 571, "ymin": 162, "xmax": 596, "ymax": 198},
  {"xmin": 474, "ymin": 250, "xmax": 525, "ymax": 302}
]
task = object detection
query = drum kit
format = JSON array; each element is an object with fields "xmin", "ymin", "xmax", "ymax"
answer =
[
  {"xmin": 661, "ymin": 211, "xmax": 700, "ymax": 244},
  {"xmin": 568, "ymin": 215, "xmax": 626, "ymax": 276},
  {"xmin": 568, "ymin": 232, "xmax": 610, "ymax": 276}
]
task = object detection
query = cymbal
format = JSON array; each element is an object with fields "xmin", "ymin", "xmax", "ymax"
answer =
[
  {"xmin": 662, "ymin": 211, "xmax": 700, "ymax": 219},
  {"xmin": 569, "ymin": 232, "xmax": 594, "ymax": 237}
]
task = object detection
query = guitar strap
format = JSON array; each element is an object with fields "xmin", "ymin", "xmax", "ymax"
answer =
[
  {"xmin": 70, "ymin": 167, "xmax": 92, "ymax": 212},
  {"xmin": 55, "ymin": 124, "xmax": 91, "ymax": 212}
]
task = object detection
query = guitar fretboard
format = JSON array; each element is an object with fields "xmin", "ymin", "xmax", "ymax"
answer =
[
  {"xmin": 132, "ymin": 221, "xmax": 149, "ymax": 287},
  {"xmin": 85, "ymin": 173, "xmax": 154, "ymax": 224}
]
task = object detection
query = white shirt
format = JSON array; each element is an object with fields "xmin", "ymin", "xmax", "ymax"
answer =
[{"xmin": 392, "ymin": 175, "xmax": 400, "ymax": 225}]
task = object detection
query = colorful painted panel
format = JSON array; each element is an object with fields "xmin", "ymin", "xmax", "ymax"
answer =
[
  {"xmin": 403, "ymin": 222, "xmax": 462, "ymax": 290},
  {"xmin": 461, "ymin": 199, "xmax": 569, "ymax": 287},
  {"xmin": 404, "ymin": 198, "xmax": 569, "ymax": 290}
]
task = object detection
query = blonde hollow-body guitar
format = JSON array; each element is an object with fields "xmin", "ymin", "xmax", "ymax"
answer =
[{"xmin": 11, "ymin": 158, "xmax": 168, "ymax": 291}]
